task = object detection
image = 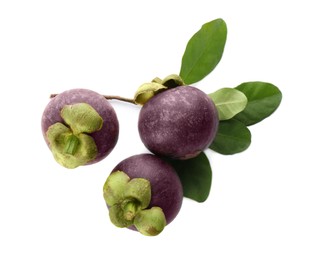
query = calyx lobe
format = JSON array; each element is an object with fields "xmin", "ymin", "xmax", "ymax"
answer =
[
  {"xmin": 103, "ymin": 171, "xmax": 166, "ymax": 236},
  {"xmin": 46, "ymin": 103, "xmax": 103, "ymax": 169}
]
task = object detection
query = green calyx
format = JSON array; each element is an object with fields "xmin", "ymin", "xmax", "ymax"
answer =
[
  {"xmin": 134, "ymin": 74, "xmax": 185, "ymax": 105},
  {"xmin": 61, "ymin": 103, "xmax": 103, "ymax": 135},
  {"xmin": 134, "ymin": 82, "xmax": 167, "ymax": 105},
  {"xmin": 134, "ymin": 207, "xmax": 166, "ymax": 236},
  {"xmin": 103, "ymin": 171, "xmax": 166, "ymax": 236},
  {"xmin": 46, "ymin": 103, "xmax": 103, "ymax": 169},
  {"xmin": 161, "ymin": 74, "xmax": 185, "ymax": 88}
]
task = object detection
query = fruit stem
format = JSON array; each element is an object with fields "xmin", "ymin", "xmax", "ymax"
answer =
[
  {"xmin": 50, "ymin": 94, "xmax": 137, "ymax": 105},
  {"xmin": 123, "ymin": 200, "xmax": 139, "ymax": 221},
  {"xmin": 103, "ymin": 95, "xmax": 136, "ymax": 104},
  {"xmin": 64, "ymin": 134, "xmax": 80, "ymax": 155}
]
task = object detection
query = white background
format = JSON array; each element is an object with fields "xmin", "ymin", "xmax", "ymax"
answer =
[{"xmin": 1, "ymin": 0, "xmax": 318, "ymax": 259}]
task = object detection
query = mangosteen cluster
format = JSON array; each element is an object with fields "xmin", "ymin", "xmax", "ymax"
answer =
[
  {"xmin": 41, "ymin": 82, "xmax": 218, "ymax": 236},
  {"xmin": 41, "ymin": 18, "xmax": 281, "ymax": 236}
]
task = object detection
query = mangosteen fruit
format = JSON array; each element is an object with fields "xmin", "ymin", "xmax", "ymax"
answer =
[
  {"xmin": 42, "ymin": 88, "xmax": 119, "ymax": 169},
  {"xmin": 138, "ymin": 86, "xmax": 219, "ymax": 159},
  {"xmin": 103, "ymin": 153, "xmax": 183, "ymax": 236}
]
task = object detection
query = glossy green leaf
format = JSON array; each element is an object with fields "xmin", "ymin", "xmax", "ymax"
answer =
[
  {"xmin": 234, "ymin": 82, "xmax": 282, "ymax": 126},
  {"xmin": 168, "ymin": 152, "xmax": 212, "ymax": 203},
  {"xmin": 209, "ymin": 88, "xmax": 247, "ymax": 120},
  {"xmin": 179, "ymin": 18, "xmax": 227, "ymax": 84},
  {"xmin": 210, "ymin": 119, "xmax": 251, "ymax": 155}
]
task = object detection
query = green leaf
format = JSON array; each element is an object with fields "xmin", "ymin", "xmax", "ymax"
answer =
[
  {"xmin": 168, "ymin": 152, "xmax": 212, "ymax": 203},
  {"xmin": 209, "ymin": 88, "xmax": 247, "ymax": 120},
  {"xmin": 179, "ymin": 18, "xmax": 227, "ymax": 85},
  {"xmin": 134, "ymin": 82, "xmax": 167, "ymax": 105},
  {"xmin": 210, "ymin": 119, "xmax": 251, "ymax": 155},
  {"xmin": 234, "ymin": 82, "xmax": 282, "ymax": 126}
]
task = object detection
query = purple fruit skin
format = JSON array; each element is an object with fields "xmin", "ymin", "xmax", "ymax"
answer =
[
  {"xmin": 112, "ymin": 154, "xmax": 183, "ymax": 225},
  {"xmin": 41, "ymin": 88, "xmax": 119, "ymax": 164},
  {"xmin": 138, "ymin": 86, "xmax": 219, "ymax": 159}
]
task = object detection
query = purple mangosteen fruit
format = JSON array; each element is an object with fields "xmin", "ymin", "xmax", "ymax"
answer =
[
  {"xmin": 138, "ymin": 86, "xmax": 219, "ymax": 160},
  {"xmin": 42, "ymin": 88, "xmax": 119, "ymax": 169},
  {"xmin": 103, "ymin": 153, "xmax": 183, "ymax": 236}
]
